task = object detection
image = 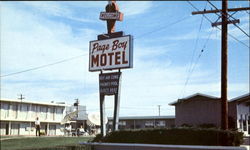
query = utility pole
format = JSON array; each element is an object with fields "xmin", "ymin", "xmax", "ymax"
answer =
[
  {"xmin": 18, "ymin": 94, "xmax": 25, "ymax": 111},
  {"xmin": 18, "ymin": 94, "xmax": 25, "ymax": 101},
  {"xmin": 191, "ymin": 0, "xmax": 249, "ymax": 130},
  {"xmin": 158, "ymin": 105, "xmax": 161, "ymax": 116},
  {"xmin": 74, "ymin": 99, "xmax": 79, "ymax": 118}
]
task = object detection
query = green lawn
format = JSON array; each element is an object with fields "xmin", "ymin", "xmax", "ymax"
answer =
[
  {"xmin": 1, "ymin": 136, "xmax": 93, "ymax": 150},
  {"xmin": 0, "ymin": 136, "xmax": 26, "ymax": 139}
]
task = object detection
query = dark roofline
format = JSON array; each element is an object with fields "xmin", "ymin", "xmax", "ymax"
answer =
[
  {"xmin": 229, "ymin": 93, "xmax": 250, "ymax": 103},
  {"xmin": 169, "ymin": 93, "xmax": 219, "ymax": 106},
  {"xmin": 108, "ymin": 115, "xmax": 175, "ymax": 120}
]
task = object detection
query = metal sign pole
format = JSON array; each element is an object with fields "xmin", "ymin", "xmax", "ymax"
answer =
[
  {"xmin": 113, "ymin": 72, "xmax": 122, "ymax": 131},
  {"xmin": 90, "ymin": 0, "xmax": 132, "ymax": 137},
  {"xmin": 99, "ymin": 94, "xmax": 106, "ymax": 136}
]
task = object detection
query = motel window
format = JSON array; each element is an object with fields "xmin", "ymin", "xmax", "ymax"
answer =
[
  {"xmin": 119, "ymin": 121, "xmax": 126, "ymax": 126},
  {"xmin": 243, "ymin": 120, "xmax": 247, "ymax": 131},
  {"xmin": 12, "ymin": 104, "xmax": 18, "ymax": 119},
  {"xmin": 243, "ymin": 114, "xmax": 248, "ymax": 131},
  {"xmin": 156, "ymin": 120, "xmax": 166, "ymax": 127},
  {"xmin": 248, "ymin": 115, "xmax": 250, "ymax": 125},
  {"xmin": 145, "ymin": 121, "xmax": 154, "ymax": 128},
  {"xmin": 1, "ymin": 103, "xmax": 9, "ymax": 118},
  {"xmin": 239, "ymin": 114, "xmax": 243, "ymax": 129}
]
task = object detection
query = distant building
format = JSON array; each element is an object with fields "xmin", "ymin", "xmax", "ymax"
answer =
[
  {"xmin": 169, "ymin": 93, "xmax": 221, "ymax": 127},
  {"xmin": 0, "ymin": 99, "xmax": 67, "ymax": 136},
  {"xmin": 169, "ymin": 93, "xmax": 250, "ymax": 137},
  {"xmin": 108, "ymin": 116, "xmax": 175, "ymax": 130},
  {"xmin": 65, "ymin": 105, "xmax": 88, "ymax": 130},
  {"xmin": 229, "ymin": 93, "xmax": 250, "ymax": 136}
]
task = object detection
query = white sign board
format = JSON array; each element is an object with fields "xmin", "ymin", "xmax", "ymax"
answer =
[
  {"xmin": 99, "ymin": 12, "xmax": 122, "ymax": 20},
  {"xmin": 89, "ymin": 35, "xmax": 133, "ymax": 72}
]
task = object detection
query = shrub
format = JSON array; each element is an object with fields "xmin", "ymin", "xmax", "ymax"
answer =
[
  {"xmin": 180, "ymin": 123, "xmax": 193, "ymax": 127},
  {"xmin": 40, "ymin": 132, "xmax": 46, "ymax": 136},
  {"xmin": 198, "ymin": 123, "xmax": 216, "ymax": 128},
  {"xmin": 92, "ymin": 128, "xmax": 244, "ymax": 146}
]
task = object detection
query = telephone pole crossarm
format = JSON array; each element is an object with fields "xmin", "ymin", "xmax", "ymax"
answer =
[
  {"xmin": 189, "ymin": 0, "xmax": 250, "ymax": 131},
  {"xmin": 212, "ymin": 19, "xmax": 239, "ymax": 27},
  {"xmin": 192, "ymin": 7, "xmax": 250, "ymax": 15}
]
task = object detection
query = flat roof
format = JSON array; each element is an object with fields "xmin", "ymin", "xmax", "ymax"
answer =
[
  {"xmin": 108, "ymin": 116, "xmax": 175, "ymax": 120},
  {"xmin": 0, "ymin": 98, "xmax": 69, "ymax": 107},
  {"xmin": 229, "ymin": 93, "xmax": 250, "ymax": 103},
  {"xmin": 169, "ymin": 93, "xmax": 219, "ymax": 106},
  {"xmin": 230, "ymin": 93, "xmax": 250, "ymax": 102}
]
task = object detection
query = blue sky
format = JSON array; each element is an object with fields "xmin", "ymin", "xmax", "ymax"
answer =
[{"xmin": 1, "ymin": 1, "xmax": 249, "ymax": 117}]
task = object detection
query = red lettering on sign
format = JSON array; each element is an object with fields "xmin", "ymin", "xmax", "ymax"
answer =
[
  {"xmin": 100, "ymin": 54, "xmax": 107, "ymax": 66},
  {"xmin": 92, "ymin": 43, "xmax": 109, "ymax": 54},
  {"xmin": 122, "ymin": 51, "xmax": 128, "ymax": 64},
  {"xmin": 112, "ymin": 40, "xmax": 127, "ymax": 51},
  {"xmin": 91, "ymin": 55, "xmax": 99, "ymax": 67},
  {"xmin": 115, "ymin": 51, "xmax": 121, "ymax": 65},
  {"xmin": 108, "ymin": 53, "xmax": 114, "ymax": 65}
]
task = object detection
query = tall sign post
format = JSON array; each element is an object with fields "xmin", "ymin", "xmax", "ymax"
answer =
[{"xmin": 89, "ymin": 1, "xmax": 133, "ymax": 137}]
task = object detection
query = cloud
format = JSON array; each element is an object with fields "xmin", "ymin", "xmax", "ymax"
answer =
[
  {"xmin": 118, "ymin": 1, "xmax": 153, "ymax": 16},
  {"xmin": 20, "ymin": 2, "xmax": 98, "ymax": 23},
  {"xmin": 1, "ymin": 2, "xmax": 248, "ymax": 118}
]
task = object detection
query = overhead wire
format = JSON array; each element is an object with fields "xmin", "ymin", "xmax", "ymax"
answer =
[
  {"xmin": 207, "ymin": 0, "xmax": 250, "ymax": 38},
  {"xmin": 1, "ymin": 15, "xmax": 190, "ymax": 78},
  {"xmin": 187, "ymin": 0, "xmax": 249, "ymax": 48},
  {"xmin": 181, "ymin": 28, "xmax": 215, "ymax": 98},
  {"xmin": 1, "ymin": 54, "xmax": 88, "ymax": 78},
  {"xmin": 179, "ymin": 1, "xmax": 208, "ymax": 98},
  {"xmin": 135, "ymin": 15, "xmax": 190, "ymax": 39}
]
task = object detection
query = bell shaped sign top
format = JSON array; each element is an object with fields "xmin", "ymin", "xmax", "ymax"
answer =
[{"xmin": 99, "ymin": 1, "xmax": 124, "ymax": 34}]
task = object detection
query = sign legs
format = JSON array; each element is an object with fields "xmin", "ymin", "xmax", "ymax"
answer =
[
  {"xmin": 100, "ymin": 94, "xmax": 106, "ymax": 136},
  {"xmin": 113, "ymin": 93, "xmax": 120, "ymax": 131}
]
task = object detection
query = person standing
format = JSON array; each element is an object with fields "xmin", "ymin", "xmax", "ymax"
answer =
[{"xmin": 35, "ymin": 117, "xmax": 41, "ymax": 136}]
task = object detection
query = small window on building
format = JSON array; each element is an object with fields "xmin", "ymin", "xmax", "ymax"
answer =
[
  {"xmin": 243, "ymin": 120, "xmax": 247, "ymax": 131},
  {"xmin": 156, "ymin": 120, "xmax": 166, "ymax": 127},
  {"xmin": 119, "ymin": 121, "xmax": 126, "ymax": 126},
  {"xmin": 248, "ymin": 115, "xmax": 250, "ymax": 125},
  {"xmin": 145, "ymin": 121, "xmax": 154, "ymax": 128}
]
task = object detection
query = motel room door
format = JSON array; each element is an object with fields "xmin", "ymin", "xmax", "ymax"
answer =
[
  {"xmin": 11, "ymin": 123, "xmax": 19, "ymax": 135},
  {"xmin": 49, "ymin": 125, "xmax": 56, "ymax": 135}
]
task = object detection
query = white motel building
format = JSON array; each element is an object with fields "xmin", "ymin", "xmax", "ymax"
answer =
[{"xmin": 0, "ymin": 98, "xmax": 68, "ymax": 136}]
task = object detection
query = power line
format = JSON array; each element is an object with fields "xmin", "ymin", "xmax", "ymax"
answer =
[
  {"xmin": 179, "ymin": 28, "xmax": 215, "ymax": 98},
  {"xmin": 207, "ymin": 0, "xmax": 250, "ymax": 38},
  {"xmin": 135, "ymin": 15, "xmax": 190, "ymax": 39},
  {"xmin": 1, "ymin": 54, "xmax": 87, "ymax": 78},
  {"xmin": 1, "ymin": 15, "xmax": 191, "ymax": 78},
  {"xmin": 182, "ymin": 1, "xmax": 207, "ymax": 98},
  {"xmin": 187, "ymin": 0, "xmax": 249, "ymax": 48}
]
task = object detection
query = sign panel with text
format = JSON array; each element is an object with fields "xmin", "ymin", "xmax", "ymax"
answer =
[
  {"xmin": 99, "ymin": 12, "xmax": 123, "ymax": 21},
  {"xmin": 89, "ymin": 35, "xmax": 133, "ymax": 72},
  {"xmin": 99, "ymin": 72, "xmax": 121, "ymax": 95}
]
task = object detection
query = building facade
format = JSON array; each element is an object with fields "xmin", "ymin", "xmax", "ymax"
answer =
[
  {"xmin": 169, "ymin": 93, "xmax": 250, "ymax": 137},
  {"xmin": 229, "ymin": 93, "xmax": 250, "ymax": 136},
  {"xmin": 108, "ymin": 116, "xmax": 175, "ymax": 130},
  {"xmin": 169, "ymin": 93, "xmax": 221, "ymax": 127},
  {"xmin": 0, "ymin": 99, "xmax": 67, "ymax": 136},
  {"xmin": 65, "ymin": 105, "xmax": 88, "ymax": 130}
]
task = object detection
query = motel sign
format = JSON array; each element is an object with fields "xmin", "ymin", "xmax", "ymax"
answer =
[{"xmin": 89, "ymin": 35, "xmax": 133, "ymax": 71}]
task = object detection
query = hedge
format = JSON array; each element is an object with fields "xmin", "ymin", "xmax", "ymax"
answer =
[{"xmin": 92, "ymin": 128, "xmax": 244, "ymax": 146}]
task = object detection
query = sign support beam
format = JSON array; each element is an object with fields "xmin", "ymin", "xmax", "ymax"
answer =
[
  {"xmin": 99, "ymin": 94, "xmax": 106, "ymax": 136},
  {"xmin": 89, "ymin": 0, "xmax": 133, "ymax": 137},
  {"xmin": 113, "ymin": 76, "xmax": 121, "ymax": 131}
]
